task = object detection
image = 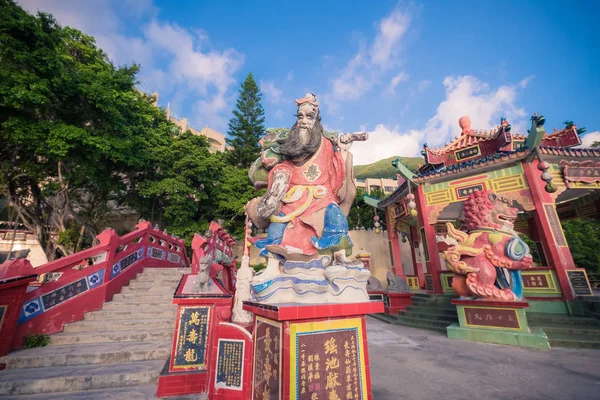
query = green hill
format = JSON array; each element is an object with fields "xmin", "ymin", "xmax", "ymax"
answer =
[{"xmin": 354, "ymin": 156, "xmax": 423, "ymax": 180}]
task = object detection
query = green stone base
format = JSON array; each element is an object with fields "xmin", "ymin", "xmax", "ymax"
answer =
[
  {"xmin": 447, "ymin": 324, "xmax": 550, "ymax": 349},
  {"xmin": 527, "ymin": 300, "xmax": 569, "ymax": 315}
]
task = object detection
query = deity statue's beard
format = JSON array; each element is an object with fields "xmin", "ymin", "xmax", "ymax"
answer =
[{"xmin": 279, "ymin": 121, "xmax": 323, "ymax": 162}]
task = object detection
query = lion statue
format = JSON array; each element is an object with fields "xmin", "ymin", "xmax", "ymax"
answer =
[{"xmin": 442, "ymin": 190, "xmax": 533, "ymax": 301}]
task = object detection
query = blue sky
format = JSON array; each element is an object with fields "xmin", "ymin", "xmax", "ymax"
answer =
[{"xmin": 19, "ymin": 0, "xmax": 600, "ymax": 165}]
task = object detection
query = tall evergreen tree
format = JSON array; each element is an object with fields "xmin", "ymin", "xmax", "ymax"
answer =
[{"xmin": 226, "ymin": 73, "xmax": 265, "ymax": 168}]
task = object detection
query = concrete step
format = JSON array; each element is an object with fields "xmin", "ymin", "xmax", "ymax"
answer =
[
  {"xmin": 85, "ymin": 309, "xmax": 176, "ymax": 321},
  {"xmin": 49, "ymin": 328, "xmax": 173, "ymax": 345},
  {"xmin": 0, "ymin": 360, "xmax": 165, "ymax": 396},
  {"xmin": 0, "ymin": 384, "xmax": 207, "ymax": 399},
  {"xmin": 399, "ymin": 310, "xmax": 458, "ymax": 323},
  {"xmin": 63, "ymin": 318, "xmax": 174, "ymax": 333},
  {"xmin": 394, "ymin": 318, "xmax": 448, "ymax": 333},
  {"xmin": 112, "ymin": 292, "xmax": 173, "ymax": 302},
  {"xmin": 585, "ymin": 310, "xmax": 600, "ymax": 320},
  {"xmin": 1, "ymin": 341, "xmax": 171, "ymax": 369},
  {"xmin": 102, "ymin": 301, "xmax": 176, "ymax": 311},
  {"xmin": 405, "ymin": 305, "xmax": 458, "ymax": 315},
  {"xmin": 141, "ymin": 268, "xmax": 189, "ymax": 276},
  {"xmin": 120, "ymin": 285, "xmax": 177, "ymax": 294},
  {"xmin": 127, "ymin": 280, "xmax": 181, "ymax": 289},
  {"xmin": 396, "ymin": 315, "xmax": 454, "ymax": 330},
  {"xmin": 533, "ymin": 322, "xmax": 600, "ymax": 339},
  {"xmin": 527, "ymin": 313, "xmax": 600, "ymax": 327},
  {"xmin": 547, "ymin": 333, "xmax": 600, "ymax": 349},
  {"xmin": 368, "ymin": 313, "xmax": 398, "ymax": 324}
]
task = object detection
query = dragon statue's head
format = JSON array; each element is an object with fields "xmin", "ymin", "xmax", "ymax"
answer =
[{"xmin": 461, "ymin": 189, "xmax": 518, "ymax": 232}]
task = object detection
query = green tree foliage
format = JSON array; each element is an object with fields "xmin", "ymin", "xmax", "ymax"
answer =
[
  {"xmin": 225, "ymin": 73, "xmax": 265, "ymax": 168},
  {"xmin": 348, "ymin": 188, "xmax": 387, "ymax": 231},
  {"xmin": 562, "ymin": 218, "xmax": 600, "ymax": 273},
  {"xmin": 0, "ymin": 0, "xmax": 172, "ymax": 259}
]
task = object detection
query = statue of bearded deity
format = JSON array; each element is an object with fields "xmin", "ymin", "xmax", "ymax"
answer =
[{"xmin": 245, "ymin": 93, "xmax": 371, "ymax": 303}]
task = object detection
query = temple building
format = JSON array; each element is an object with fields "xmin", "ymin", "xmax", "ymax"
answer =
[{"xmin": 371, "ymin": 114, "xmax": 595, "ymax": 313}]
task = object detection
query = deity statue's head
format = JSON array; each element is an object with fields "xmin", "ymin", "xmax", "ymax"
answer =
[{"xmin": 279, "ymin": 93, "xmax": 324, "ymax": 162}]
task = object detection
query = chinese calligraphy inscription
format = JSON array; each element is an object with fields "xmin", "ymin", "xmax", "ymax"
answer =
[
  {"xmin": 172, "ymin": 306, "xmax": 210, "ymax": 370},
  {"xmin": 296, "ymin": 328, "xmax": 363, "ymax": 400},
  {"xmin": 464, "ymin": 307, "xmax": 520, "ymax": 329},
  {"xmin": 253, "ymin": 318, "xmax": 281, "ymax": 400},
  {"xmin": 215, "ymin": 339, "xmax": 245, "ymax": 390}
]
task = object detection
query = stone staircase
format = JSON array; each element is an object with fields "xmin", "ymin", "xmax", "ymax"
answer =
[
  {"xmin": 369, "ymin": 293, "xmax": 458, "ymax": 333},
  {"xmin": 527, "ymin": 313, "xmax": 600, "ymax": 349},
  {"xmin": 0, "ymin": 267, "xmax": 203, "ymax": 399}
]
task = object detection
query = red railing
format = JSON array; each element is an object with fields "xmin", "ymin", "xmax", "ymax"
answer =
[{"xmin": 2, "ymin": 220, "xmax": 190, "ymax": 350}]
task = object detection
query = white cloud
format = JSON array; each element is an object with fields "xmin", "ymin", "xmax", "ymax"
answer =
[
  {"xmin": 519, "ymin": 74, "xmax": 535, "ymax": 88},
  {"xmin": 421, "ymin": 75, "xmax": 527, "ymax": 147},
  {"xmin": 386, "ymin": 71, "xmax": 409, "ymax": 94},
  {"xmin": 352, "ymin": 75, "xmax": 529, "ymax": 165},
  {"xmin": 328, "ymin": 4, "xmax": 412, "ymax": 106},
  {"xmin": 581, "ymin": 131, "xmax": 600, "ymax": 147},
  {"xmin": 352, "ymin": 124, "xmax": 422, "ymax": 165},
  {"xmin": 416, "ymin": 79, "xmax": 431, "ymax": 93},
  {"xmin": 260, "ymin": 80, "xmax": 283, "ymax": 103},
  {"xmin": 17, "ymin": 0, "xmax": 244, "ymax": 131}
]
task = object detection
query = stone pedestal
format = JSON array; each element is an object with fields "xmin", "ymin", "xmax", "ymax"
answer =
[
  {"xmin": 243, "ymin": 301, "xmax": 383, "ymax": 400},
  {"xmin": 385, "ymin": 292, "xmax": 413, "ymax": 315},
  {"xmin": 0, "ymin": 275, "xmax": 37, "ymax": 358},
  {"xmin": 157, "ymin": 276, "xmax": 234, "ymax": 398},
  {"xmin": 447, "ymin": 299, "xmax": 549, "ymax": 349}
]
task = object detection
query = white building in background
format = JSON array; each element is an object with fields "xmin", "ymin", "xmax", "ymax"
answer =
[{"xmin": 354, "ymin": 177, "xmax": 398, "ymax": 195}]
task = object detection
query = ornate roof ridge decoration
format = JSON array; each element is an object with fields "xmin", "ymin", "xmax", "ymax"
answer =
[
  {"xmin": 413, "ymin": 148, "xmax": 530, "ymax": 183},
  {"xmin": 539, "ymin": 146, "xmax": 600, "ymax": 158},
  {"xmin": 423, "ymin": 125, "xmax": 510, "ymax": 157}
]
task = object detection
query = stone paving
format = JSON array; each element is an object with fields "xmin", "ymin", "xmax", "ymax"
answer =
[{"xmin": 366, "ymin": 316, "xmax": 600, "ymax": 400}]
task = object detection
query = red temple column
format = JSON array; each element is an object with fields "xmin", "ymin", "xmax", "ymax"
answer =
[
  {"xmin": 415, "ymin": 185, "xmax": 443, "ymax": 294},
  {"xmin": 385, "ymin": 207, "xmax": 404, "ymax": 276},
  {"xmin": 409, "ymin": 225, "xmax": 424, "ymax": 284},
  {"xmin": 523, "ymin": 160, "xmax": 576, "ymax": 300}
]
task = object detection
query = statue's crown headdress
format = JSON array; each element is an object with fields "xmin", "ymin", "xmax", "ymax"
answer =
[{"xmin": 295, "ymin": 93, "xmax": 319, "ymax": 113}]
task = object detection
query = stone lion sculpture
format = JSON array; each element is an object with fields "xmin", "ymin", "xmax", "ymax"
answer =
[{"xmin": 442, "ymin": 190, "xmax": 533, "ymax": 301}]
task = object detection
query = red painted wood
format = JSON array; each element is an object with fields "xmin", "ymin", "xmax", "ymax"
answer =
[
  {"xmin": 0, "ymin": 275, "xmax": 36, "ymax": 356},
  {"xmin": 452, "ymin": 299, "xmax": 529, "ymax": 308},
  {"xmin": 243, "ymin": 301, "xmax": 384, "ymax": 321},
  {"xmin": 385, "ymin": 210, "xmax": 403, "ymax": 273},
  {"xmin": 523, "ymin": 160, "xmax": 576, "ymax": 300},
  {"xmin": 415, "ymin": 185, "xmax": 443, "ymax": 294}
]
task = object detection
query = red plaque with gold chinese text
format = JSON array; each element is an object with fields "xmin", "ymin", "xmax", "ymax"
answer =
[
  {"xmin": 253, "ymin": 317, "xmax": 282, "ymax": 400},
  {"xmin": 463, "ymin": 307, "xmax": 520, "ymax": 329}
]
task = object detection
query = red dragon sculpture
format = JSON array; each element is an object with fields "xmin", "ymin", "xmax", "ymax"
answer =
[{"xmin": 442, "ymin": 190, "xmax": 533, "ymax": 301}]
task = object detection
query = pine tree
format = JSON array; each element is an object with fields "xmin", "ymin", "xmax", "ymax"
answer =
[{"xmin": 226, "ymin": 73, "xmax": 265, "ymax": 168}]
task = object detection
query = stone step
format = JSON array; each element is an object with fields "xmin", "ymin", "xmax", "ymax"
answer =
[
  {"xmin": 49, "ymin": 328, "xmax": 173, "ymax": 345},
  {"xmin": 102, "ymin": 301, "xmax": 176, "ymax": 311},
  {"xmin": 127, "ymin": 280, "xmax": 181, "ymax": 289},
  {"xmin": 141, "ymin": 268, "xmax": 189, "ymax": 276},
  {"xmin": 527, "ymin": 313, "xmax": 600, "ymax": 327},
  {"xmin": 368, "ymin": 313, "xmax": 398, "ymax": 324},
  {"xmin": 399, "ymin": 310, "xmax": 458, "ymax": 323},
  {"xmin": 0, "ymin": 360, "xmax": 165, "ymax": 396},
  {"xmin": 112, "ymin": 292, "xmax": 174, "ymax": 302},
  {"xmin": 120, "ymin": 285, "xmax": 177, "ymax": 294},
  {"xmin": 395, "ymin": 315, "xmax": 454, "ymax": 330},
  {"xmin": 85, "ymin": 309, "xmax": 176, "ymax": 321},
  {"xmin": 63, "ymin": 318, "xmax": 174, "ymax": 333},
  {"xmin": 132, "ymin": 277, "xmax": 183, "ymax": 285},
  {"xmin": 394, "ymin": 318, "xmax": 448, "ymax": 333},
  {"xmin": 547, "ymin": 333, "xmax": 600, "ymax": 349},
  {"xmin": 533, "ymin": 323, "xmax": 600, "ymax": 339},
  {"xmin": 405, "ymin": 305, "xmax": 458, "ymax": 315},
  {"xmin": 0, "ymin": 384, "xmax": 207, "ymax": 400},
  {"xmin": 410, "ymin": 297, "xmax": 455, "ymax": 306},
  {"xmin": 585, "ymin": 310, "xmax": 600, "ymax": 320},
  {"xmin": 1, "ymin": 341, "xmax": 171, "ymax": 369}
]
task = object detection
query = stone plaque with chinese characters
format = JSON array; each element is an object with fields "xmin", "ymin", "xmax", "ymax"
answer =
[
  {"xmin": 41, "ymin": 278, "xmax": 89, "ymax": 310},
  {"xmin": 253, "ymin": 317, "xmax": 281, "ymax": 400},
  {"xmin": 522, "ymin": 273, "xmax": 550, "ymax": 289},
  {"xmin": 295, "ymin": 329, "xmax": 363, "ymax": 400},
  {"xmin": 172, "ymin": 306, "xmax": 210, "ymax": 370},
  {"xmin": 543, "ymin": 204, "xmax": 567, "ymax": 247},
  {"xmin": 464, "ymin": 307, "xmax": 520, "ymax": 329},
  {"xmin": 215, "ymin": 339, "xmax": 244, "ymax": 390},
  {"xmin": 566, "ymin": 270, "xmax": 593, "ymax": 296},
  {"xmin": 455, "ymin": 145, "xmax": 481, "ymax": 161}
]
